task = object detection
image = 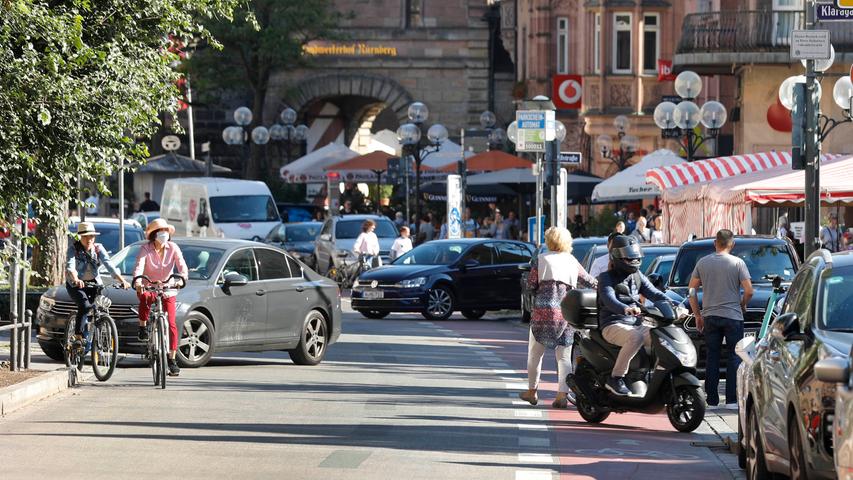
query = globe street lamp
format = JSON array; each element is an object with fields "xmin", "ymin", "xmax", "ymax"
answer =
[
  {"xmin": 653, "ymin": 70, "xmax": 727, "ymax": 162},
  {"xmin": 596, "ymin": 115, "xmax": 640, "ymax": 172},
  {"xmin": 223, "ymin": 106, "xmax": 308, "ymax": 178},
  {"xmin": 269, "ymin": 107, "xmax": 309, "ymax": 164},
  {"xmin": 397, "ymin": 102, "xmax": 447, "ymax": 234}
]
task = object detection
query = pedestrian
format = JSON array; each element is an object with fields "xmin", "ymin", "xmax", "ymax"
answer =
[
  {"xmin": 493, "ymin": 212, "xmax": 507, "ymax": 239},
  {"xmin": 390, "ymin": 226, "xmax": 413, "ymax": 261},
  {"xmin": 505, "ymin": 211, "xmax": 520, "ymax": 240},
  {"xmin": 139, "ymin": 192, "xmax": 159, "ymax": 212},
  {"xmin": 479, "ymin": 217, "xmax": 493, "ymax": 238},
  {"xmin": 438, "ymin": 216, "xmax": 448, "ymax": 240},
  {"xmin": 651, "ymin": 216, "xmax": 664, "ymax": 244},
  {"xmin": 688, "ymin": 229, "xmax": 754, "ymax": 409},
  {"xmin": 614, "ymin": 220, "xmax": 626, "ymax": 235},
  {"xmin": 394, "ymin": 211, "xmax": 406, "ymax": 228},
  {"xmin": 314, "ymin": 210, "xmax": 326, "ymax": 222},
  {"xmin": 416, "ymin": 215, "xmax": 435, "ymax": 245},
  {"xmin": 589, "ymin": 232, "xmax": 620, "ymax": 279},
  {"xmin": 626, "ymin": 211, "xmax": 637, "ymax": 233},
  {"xmin": 615, "ymin": 206, "xmax": 628, "ymax": 220},
  {"xmin": 571, "ymin": 214, "xmax": 587, "ymax": 238},
  {"xmin": 341, "ymin": 200, "xmax": 356, "ymax": 215},
  {"xmin": 775, "ymin": 215, "xmax": 790, "ymax": 240},
  {"xmin": 519, "ymin": 226, "xmax": 597, "ymax": 408},
  {"xmin": 631, "ymin": 216, "xmax": 651, "ymax": 243},
  {"xmin": 462, "ymin": 208, "xmax": 478, "ymax": 238},
  {"xmin": 821, "ymin": 212, "xmax": 843, "ymax": 252},
  {"xmin": 353, "ymin": 219, "xmax": 382, "ymax": 268}
]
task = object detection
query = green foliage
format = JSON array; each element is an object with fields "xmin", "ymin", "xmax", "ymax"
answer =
[{"xmin": 586, "ymin": 207, "xmax": 619, "ymax": 237}]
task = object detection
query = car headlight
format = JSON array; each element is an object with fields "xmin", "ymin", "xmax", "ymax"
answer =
[
  {"xmin": 39, "ymin": 296, "xmax": 55, "ymax": 311},
  {"xmin": 658, "ymin": 336, "xmax": 697, "ymax": 367},
  {"xmin": 399, "ymin": 277, "xmax": 427, "ymax": 288}
]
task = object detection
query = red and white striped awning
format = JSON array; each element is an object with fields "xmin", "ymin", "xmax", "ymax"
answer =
[{"xmin": 645, "ymin": 151, "xmax": 795, "ymax": 190}]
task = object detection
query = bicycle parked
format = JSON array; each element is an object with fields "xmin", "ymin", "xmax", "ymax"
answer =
[
  {"xmin": 327, "ymin": 252, "xmax": 375, "ymax": 289},
  {"xmin": 63, "ymin": 281, "xmax": 121, "ymax": 382},
  {"xmin": 132, "ymin": 274, "xmax": 185, "ymax": 389}
]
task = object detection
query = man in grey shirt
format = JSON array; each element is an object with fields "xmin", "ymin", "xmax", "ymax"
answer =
[{"xmin": 688, "ymin": 229, "xmax": 754, "ymax": 408}]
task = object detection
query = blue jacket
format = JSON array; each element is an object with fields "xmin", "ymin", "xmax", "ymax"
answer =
[
  {"xmin": 65, "ymin": 242, "xmax": 121, "ymax": 286},
  {"xmin": 597, "ymin": 269, "xmax": 668, "ymax": 330}
]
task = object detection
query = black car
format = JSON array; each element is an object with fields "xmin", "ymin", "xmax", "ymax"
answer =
[
  {"xmin": 570, "ymin": 236, "xmax": 607, "ymax": 264},
  {"xmin": 742, "ymin": 250, "xmax": 853, "ymax": 479},
  {"xmin": 581, "ymin": 243, "xmax": 680, "ymax": 275},
  {"xmin": 351, "ymin": 239, "xmax": 533, "ymax": 321},
  {"xmin": 264, "ymin": 221, "xmax": 322, "ymax": 269},
  {"xmin": 663, "ymin": 235, "xmax": 800, "ymax": 372}
]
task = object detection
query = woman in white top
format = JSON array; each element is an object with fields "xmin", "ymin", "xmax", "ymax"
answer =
[
  {"xmin": 630, "ymin": 216, "xmax": 651, "ymax": 243},
  {"xmin": 520, "ymin": 226, "xmax": 596, "ymax": 409},
  {"xmin": 353, "ymin": 219, "xmax": 381, "ymax": 268},
  {"xmin": 390, "ymin": 226, "xmax": 413, "ymax": 260},
  {"xmin": 651, "ymin": 216, "xmax": 664, "ymax": 244}
]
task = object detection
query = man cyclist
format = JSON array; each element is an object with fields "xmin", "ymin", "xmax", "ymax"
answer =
[
  {"xmin": 596, "ymin": 235, "xmax": 669, "ymax": 396},
  {"xmin": 132, "ymin": 218, "xmax": 188, "ymax": 376}
]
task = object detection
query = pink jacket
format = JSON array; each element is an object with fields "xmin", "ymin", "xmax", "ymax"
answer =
[{"xmin": 132, "ymin": 241, "xmax": 188, "ymax": 295}]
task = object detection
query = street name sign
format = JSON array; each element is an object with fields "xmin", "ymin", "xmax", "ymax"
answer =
[
  {"xmin": 515, "ymin": 110, "xmax": 555, "ymax": 152},
  {"xmin": 817, "ymin": 1, "xmax": 853, "ymax": 20},
  {"xmin": 557, "ymin": 152, "xmax": 582, "ymax": 165},
  {"xmin": 790, "ymin": 30, "xmax": 832, "ymax": 59}
]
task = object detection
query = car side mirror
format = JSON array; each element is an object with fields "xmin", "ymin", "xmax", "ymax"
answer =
[
  {"xmin": 460, "ymin": 259, "xmax": 479, "ymax": 270},
  {"xmin": 815, "ymin": 357, "xmax": 850, "ymax": 384},
  {"xmin": 319, "ymin": 233, "xmax": 331, "ymax": 241},
  {"xmin": 223, "ymin": 272, "xmax": 248, "ymax": 288},
  {"xmin": 648, "ymin": 273, "xmax": 666, "ymax": 291}
]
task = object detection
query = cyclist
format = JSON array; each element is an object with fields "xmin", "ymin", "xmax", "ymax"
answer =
[
  {"xmin": 65, "ymin": 222, "xmax": 130, "ymax": 346},
  {"xmin": 131, "ymin": 218, "xmax": 188, "ymax": 376}
]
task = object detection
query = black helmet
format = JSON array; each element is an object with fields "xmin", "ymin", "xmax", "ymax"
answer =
[{"xmin": 610, "ymin": 235, "xmax": 643, "ymax": 274}]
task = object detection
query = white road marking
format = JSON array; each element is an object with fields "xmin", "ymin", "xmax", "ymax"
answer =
[
  {"xmin": 512, "ymin": 400, "xmax": 532, "ymax": 406},
  {"xmin": 517, "ymin": 423, "xmax": 549, "ymax": 430},
  {"xmin": 514, "ymin": 410, "xmax": 543, "ymax": 418},
  {"xmin": 518, "ymin": 453, "xmax": 554, "ymax": 464},
  {"xmin": 515, "ymin": 472, "xmax": 554, "ymax": 480},
  {"xmin": 505, "ymin": 383, "xmax": 528, "ymax": 390},
  {"xmin": 501, "ymin": 377, "xmax": 522, "ymax": 382},
  {"xmin": 494, "ymin": 369, "xmax": 517, "ymax": 374}
]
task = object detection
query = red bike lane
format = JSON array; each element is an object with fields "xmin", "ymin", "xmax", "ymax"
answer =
[{"xmin": 441, "ymin": 317, "xmax": 734, "ymax": 480}]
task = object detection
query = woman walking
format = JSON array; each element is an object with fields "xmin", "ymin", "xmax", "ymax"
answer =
[
  {"xmin": 520, "ymin": 226, "xmax": 596, "ymax": 408},
  {"xmin": 353, "ymin": 219, "xmax": 381, "ymax": 269}
]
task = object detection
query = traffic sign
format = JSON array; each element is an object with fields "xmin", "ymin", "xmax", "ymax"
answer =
[
  {"xmin": 791, "ymin": 30, "xmax": 831, "ymax": 59},
  {"xmin": 161, "ymin": 135, "xmax": 181, "ymax": 151},
  {"xmin": 527, "ymin": 216, "xmax": 546, "ymax": 245},
  {"xmin": 515, "ymin": 110, "xmax": 555, "ymax": 152},
  {"xmin": 557, "ymin": 152, "xmax": 582, "ymax": 165},
  {"xmin": 817, "ymin": 1, "xmax": 853, "ymax": 20}
]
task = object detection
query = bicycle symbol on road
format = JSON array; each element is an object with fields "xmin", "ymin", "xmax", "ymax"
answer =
[{"xmin": 572, "ymin": 448, "xmax": 700, "ymax": 460}]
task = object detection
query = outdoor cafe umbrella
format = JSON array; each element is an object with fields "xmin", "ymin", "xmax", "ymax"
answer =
[
  {"xmin": 436, "ymin": 150, "xmax": 532, "ymax": 173},
  {"xmin": 325, "ymin": 151, "xmax": 395, "ymax": 208},
  {"xmin": 466, "ymin": 168, "xmax": 603, "ymax": 202}
]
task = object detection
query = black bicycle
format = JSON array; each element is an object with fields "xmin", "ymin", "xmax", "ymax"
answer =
[
  {"xmin": 63, "ymin": 281, "xmax": 121, "ymax": 382},
  {"xmin": 133, "ymin": 274, "xmax": 185, "ymax": 389},
  {"xmin": 327, "ymin": 253, "xmax": 375, "ymax": 289}
]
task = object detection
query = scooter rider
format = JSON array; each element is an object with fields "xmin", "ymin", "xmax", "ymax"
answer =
[{"xmin": 597, "ymin": 235, "xmax": 669, "ymax": 396}]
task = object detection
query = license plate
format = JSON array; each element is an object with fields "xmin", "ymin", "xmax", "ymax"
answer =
[
  {"xmin": 745, "ymin": 331, "xmax": 757, "ymax": 338},
  {"xmin": 363, "ymin": 290, "xmax": 384, "ymax": 300}
]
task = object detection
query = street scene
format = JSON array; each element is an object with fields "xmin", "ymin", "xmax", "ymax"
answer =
[{"xmin": 2, "ymin": 1, "xmax": 853, "ymax": 480}]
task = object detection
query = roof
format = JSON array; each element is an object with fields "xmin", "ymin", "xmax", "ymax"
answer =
[
  {"xmin": 426, "ymin": 238, "xmax": 531, "ymax": 246},
  {"xmin": 284, "ymin": 221, "xmax": 323, "ymax": 226},
  {"xmin": 333, "ymin": 214, "xmax": 396, "ymax": 222},
  {"xmin": 829, "ymin": 251, "xmax": 853, "ymax": 267},
  {"xmin": 681, "ymin": 235, "xmax": 788, "ymax": 247},
  {"xmin": 129, "ymin": 238, "xmax": 263, "ymax": 249},
  {"xmin": 136, "ymin": 153, "xmax": 232, "ymax": 173},
  {"xmin": 163, "ymin": 177, "xmax": 266, "ymax": 186}
]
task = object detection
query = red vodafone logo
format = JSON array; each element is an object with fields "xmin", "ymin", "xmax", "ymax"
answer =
[{"xmin": 553, "ymin": 75, "xmax": 582, "ymax": 109}]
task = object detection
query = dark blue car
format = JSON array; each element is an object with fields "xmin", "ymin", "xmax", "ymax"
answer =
[{"xmin": 351, "ymin": 239, "xmax": 534, "ymax": 320}]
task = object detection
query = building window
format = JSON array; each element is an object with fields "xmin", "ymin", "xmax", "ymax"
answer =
[
  {"xmin": 556, "ymin": 17, "xmax": 569, "ymax": 74},
  {"xmin": 593, "ymin": 13, "xmax": 601, "ymax": 74},
  {"xmin": 643, "ymin": 13, "xmax": 660, "ymax": 74},
  {"xmin": 612, "ymin": 13, "xmax": 632, "ymax": 74}
]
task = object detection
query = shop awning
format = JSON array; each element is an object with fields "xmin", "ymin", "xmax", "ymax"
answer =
[
  {"xmin": 436, "ymin": 150, "xmax": 531, "ymax": 173},
  {"xmin": 324, "ymin": 151, "xmax": 394, "ymax": 182},
  {"xmin": 591, "ymin": 149, "xmax": 682, "ymax": 202},
  {"xmin": 280, "ymin": 143, "xmax": 359, "ymax": 183},
  {"xmin": 645, "ymin": 151, "xmax": 795, "ymax": 190}
]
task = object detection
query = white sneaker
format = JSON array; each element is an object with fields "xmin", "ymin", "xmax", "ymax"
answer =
[{"xmin": 723, "ymin": 403, "xmax": 738, "ymax": 410}]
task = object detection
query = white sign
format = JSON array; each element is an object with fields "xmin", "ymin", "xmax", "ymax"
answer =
[
  {"xmin": 790, "ymin": 30, "xmax": 832, "ymax": 60},
  {"xmin": 515, "ymin": 110, "xmax": 555, "ymax": 152},
  {"xmin": 556, "ymin": 168, "xmax": 568, "ymax": 229},
  {"xmin": 446, "ymin": 174, "xmax": 463, "ymax": 239},
  {"xmin": 161, "ymin": 135, "xmax": 181, "ymax": 152},
  {"xmin": 791, "ymin": 221, "xmax": 805, "ymax": 243}
]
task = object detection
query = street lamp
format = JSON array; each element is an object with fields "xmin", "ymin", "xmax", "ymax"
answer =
[
  {"xmin": 223, "ymin": 106, "xmax": 308, "ymax": 178},
  {"xmin": 397, "ymin": 102, "xmax": 446, "ymax": 234},
  {"xmin": 653, "ymin": 70, "xmax": 727, "ymax": 162},
  {"xmin": 269, "ymin": 107, "xmax": 309, "ymax": 164},
  {"xmin": 596, "ymin": 115, "xmax": 640, "ymax": 171}
]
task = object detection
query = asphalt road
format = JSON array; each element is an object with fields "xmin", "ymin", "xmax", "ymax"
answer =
[{"xmin": 0, "ymin": 300, "xmax": 740, "ymax": 480}]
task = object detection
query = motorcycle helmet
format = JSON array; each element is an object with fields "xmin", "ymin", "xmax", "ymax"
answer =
[{"xmin": 609, "ymin": 235, "xmax": 643, "ymax": 274}]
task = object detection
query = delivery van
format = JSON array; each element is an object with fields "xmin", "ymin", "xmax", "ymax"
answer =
[{"xmin": 160, "ymin": 178, "xmax": 281, "ymax": 240}]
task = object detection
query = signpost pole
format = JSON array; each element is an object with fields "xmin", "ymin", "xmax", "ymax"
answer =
[
  {"xmin": 804, "ymin": 1, "xmax": 820, "ymax": 257},
  {"xmin": 536, "ymin": 153, "xmax": 543, "ymax": 246},
  {"xmin": 548, "ymin": 140, "xmax": 558, "ymax": 228}
]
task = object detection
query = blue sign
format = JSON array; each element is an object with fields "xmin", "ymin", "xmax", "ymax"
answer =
[
  {"xmin": 557, "ymin": 152, "xmax": 582, "ymax": 164},
  {"xmin": 449, "ymin": 207, "xmax": 462, "ymax": 238},
  {"xmin": 816, "ymin": 2, "xmax": 853, "ymax": 21},
  {"xmin": 527, "ymin": 216, "xmax": 546, "ymax": 245},
  {"xmin": 517, "ymin": 111, "xmax": 546, "ymax": 129}
]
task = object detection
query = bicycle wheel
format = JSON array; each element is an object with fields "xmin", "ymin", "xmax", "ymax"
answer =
[
  {"xmin": 63, "ymin": 317, "xmax": 78, "ymax": 369},
  {"xmin": 91, "ymin": 316, "xmax": 119, "ymax": 382},
  {"xmin": 150, "ymin": 321, "xmax": 161, "ymax": 386},
  {"xmin": 156, "ymin": 314, "xmax": 167, "ymax": 389}
]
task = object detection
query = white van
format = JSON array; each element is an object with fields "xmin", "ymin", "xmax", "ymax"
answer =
[{"xmin": 160, "ymin": 177, "xmax": 281, "ymax": 240}]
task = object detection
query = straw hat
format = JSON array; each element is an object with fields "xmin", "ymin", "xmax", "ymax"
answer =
[
  {"xmin": 75, "ymin": 222, "xmax": 100, "ymax": 237},
  {"xmin": 144, "ymin": 218, "xmax": 176, "ymax": 238}
]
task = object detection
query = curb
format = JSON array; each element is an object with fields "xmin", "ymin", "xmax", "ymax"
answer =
[{"xmin": 0, "ymin": 368, "xmax": 72, "ymax": 417}]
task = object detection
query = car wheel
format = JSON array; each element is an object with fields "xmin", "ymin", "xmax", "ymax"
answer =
[
  {"xmin": 788, "ymin": 417, "xmax": 808, "ymax": 480},
  {"xmin": 461, "ymin": 309, "xmax": 486, "ymax": 320},
  {"xmin": 358, "ymin": 309, "xmax": 389, "ymax": 319},
  {"xmin": 38, "ymin": 341, "xmax": 65, "ymax": 362},
  {"xmin": 177, "ymin": 312, "xmax": 215, "ymax": 368},
  {"xmin": 746, "ymin": 406, "xmax": 772, "ymax": 480},
  {"xmin": 289, "ymin": 310, "xmax": 328, "ymax": 366},
  {"xmin": 422, "ymin": 285, "xmax": 454, "ymax": 321}
]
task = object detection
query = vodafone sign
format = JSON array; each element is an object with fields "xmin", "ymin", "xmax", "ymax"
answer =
[{"xmin": 553, "ymin": 75, "xmax": 582, "ymax": 110}]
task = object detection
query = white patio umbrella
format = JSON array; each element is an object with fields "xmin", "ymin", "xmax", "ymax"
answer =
[{"xmin": 591, "ymin": 149, "xmax": 683, "ymax": 202}]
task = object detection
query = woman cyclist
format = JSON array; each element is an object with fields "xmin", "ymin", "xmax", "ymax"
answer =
[
  {"xmin": 132, "ymin": 218, "xmax": 188, "ymax": 376},
  {"xmin": 65, "ymin": 222, "xmax": 130, "ymax": 346}
]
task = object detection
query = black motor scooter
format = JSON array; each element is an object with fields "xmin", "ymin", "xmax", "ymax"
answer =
[{"xmin": 562, "ymin": 286, "xmax": 706, "ymax": 432}]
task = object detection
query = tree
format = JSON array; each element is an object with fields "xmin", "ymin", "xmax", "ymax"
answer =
[
  {"xmin": 0, "ymin": 0, "xmax": 238, "ymax": 286},
  {"xmin": 189, "ymin": 0, "xmax": 348, "ymax": 180}
]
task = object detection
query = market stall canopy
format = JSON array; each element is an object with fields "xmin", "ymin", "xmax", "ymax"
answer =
[
  {"xmin": 436, "ymin": 150, "xmax": 531, "ymax": 173},
  {"xmin": 591, "ymin": 149, "xmax": 681, "ymax": 202},
  {"xmin": 135, "ymin": 153, "xmax": 231, "ymax": 173},
  {"xmin": 646, "ymin": 150, "xmax": 799, "ymax": 191},
  {"xmin": 324, "ymin": 151, "xmax": 394, "ymax": 182},
  {"xmin": 280, "ymin": 143, "xmax": 358, "ymax": 183}
]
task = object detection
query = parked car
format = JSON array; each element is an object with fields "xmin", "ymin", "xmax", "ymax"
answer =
[
  {"xmin": 36, "ymin": 238, "xmax": 341, "ymax": 367},
  {"xmin": 645, "ymin": 253, "xmax": 676, "ymax": 286},
  {"xmin": 69, "ymin": 217, "xmax": 145, "ymax": 255},
  {"xmin": 276, "ymin": 202, "xmax": 324, "ymax": 223},
  {"xmin": 314, "ymin": 214, "xmax": 398, "ymax": 276},
  {"xmin": 581, "ymin": 243, "xmax": 680, "ymax": 275},
  {"xmin": 129, "ymin": 211, "xmax": 161, "ymax": 230},
  {"xmin": 816, "ymin": 346, "xmax": 853, "ymax": 480},
  {"xmin": 569, "ymin": 236, "xmax": 607, "ymax": 264},
  {"xmin": 664, "ymin": 236, "xmax": 799, "ymax": 372},
  {"xmin": 351, "ymin": 239, "xmax": 533, "ymax": 320},
  {"xmin": 738, "ymin": 250, "xmax": 852, "ymax": 480},
  {"xmin": 264, "ymin": 221, "xmax": 322, "ymax": 269}
]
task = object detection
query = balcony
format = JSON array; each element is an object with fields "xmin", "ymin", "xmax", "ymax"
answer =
[{"xmin": 674, "ymin": 10, "xmax": 853, "ymax": 73}]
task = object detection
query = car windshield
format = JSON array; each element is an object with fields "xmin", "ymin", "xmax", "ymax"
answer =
[
  {"xmin": 640, "ymin": 247, "xmax": 679, "ymax": 272},
  {"xmin": 285, "ymin": 224, "xmax": 320, "ymax": 242},
  {"xmin": 670, "ymin": 244, "xmax": 796, "ymax": 287},
  {"xmin": 394, "ymin": 243, "xmax": 466, "ymax": 265},
  {"xmin": 335, "ymin": 220, "xmax": 398, "ymax": 239},
  {"xmin": 572, "ymin": 242, "xmax": 598, "ymax": 263},
  {"xmin": 70, "ymin": 224, "xmax": 144, "ymax": 255},
  {"xmin": 652, "ymin": 259, "xmax": 674, "ymax": 279},
  {"xmin": 107, "ymin": 243, "xmax": 226, "ymax": 281},
  {"xmin": 209, "ymin": 195, "xmax": 280, "ymax": 223},
  {"xmin": 819, "ymin": 266, "xmax": 853, "ymax": 331}
]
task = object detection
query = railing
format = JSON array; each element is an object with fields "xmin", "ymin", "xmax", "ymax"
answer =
[{"xmin": 677, "ymin": 10, "xmax": 853, "ymax": 55}]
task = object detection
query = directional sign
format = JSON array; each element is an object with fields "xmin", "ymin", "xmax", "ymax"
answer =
[
  {"xmin": 791, "ymin": 30, "xmax": 832, "ymax": 59},
  {"xmin": 817, "ymin": 1, "xmax": 853, "ymax": 20},
  {"xmin": 557, "ymin": 152, "xmax": 582, "ymax": 165},
  {"xmin": 515, "ymin": 110, "xmax": 555, "ymax": 152}
]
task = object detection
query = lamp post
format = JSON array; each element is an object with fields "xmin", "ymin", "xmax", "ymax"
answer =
[
  {"xmin": 397, "ymin": 102, "xmax": 446, "ymax": 235},
  {"xmin": 653, "ymin": 70, "xmax": 727, "ymax": 162},
  {"xmin": 223, "ymin": 107, "xmax": 308, "ymax": 178},
  {"xmin": 596, "ymin": 115, "xmax": 640, "ymax": 172},
  {"xmin": 458, "ymin": 110, "xmax": 507, "ymax": 214},
  {"xmin": 269, "ymin": 107, "xmax": 309, "ymax": 166}
]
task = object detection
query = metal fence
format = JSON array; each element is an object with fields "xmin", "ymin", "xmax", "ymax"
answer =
[
  {"xmin": 2, "ymin": 227, "xmax": 33, "ymax": 371},
  {"xmin": 677, "ymin": 10, "xmax": 853, "ymax": 55}
]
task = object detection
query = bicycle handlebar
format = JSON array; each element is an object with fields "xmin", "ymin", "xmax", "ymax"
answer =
[{"xmin": 132, "ymin": 274, "xmax": 187, "ymax": 291}]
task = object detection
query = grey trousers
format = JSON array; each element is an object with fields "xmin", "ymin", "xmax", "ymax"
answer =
[
  {"xmin": 526, "ymin": 329, "xmax": 573, "ymax": 393},
  {"xmin": 602, "ymin": 323, "xmax": 652, "ymax": 378}
]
